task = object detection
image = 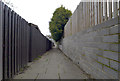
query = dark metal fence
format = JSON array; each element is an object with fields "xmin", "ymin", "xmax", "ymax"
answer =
[{"xmin": 0, "ymin": 2, "xmax": 53, "ymax": 80}]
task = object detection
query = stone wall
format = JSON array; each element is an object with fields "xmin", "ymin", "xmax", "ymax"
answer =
[{"xmin": 60, "ymin": 17, "xmax": 120, "ymax": 79}]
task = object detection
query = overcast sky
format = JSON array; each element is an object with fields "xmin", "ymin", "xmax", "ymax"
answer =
[{"xmin": 3, "ymin": 0, "xmax": 81, "ymax": 36}]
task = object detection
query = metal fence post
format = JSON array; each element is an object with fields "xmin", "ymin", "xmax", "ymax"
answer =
[{"xmin": 0, "ymin": 0, "xmax": 3, "ymax": 80}]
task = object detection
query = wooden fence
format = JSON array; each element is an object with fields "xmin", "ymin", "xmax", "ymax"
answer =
[
  {"xmin": 0, "ymin": 1, "xmax": 3, "ymax": 81},
  {"xmin": 64, "ymin": 0, "xmax": 120, "ymax": 37},
  {"xmin": 29, "ymin": 23, "xmax": 53, "ymax": 62},
  {"xmin": 0, "ymin": 1, "xmax": 53, "ymax": 80}
]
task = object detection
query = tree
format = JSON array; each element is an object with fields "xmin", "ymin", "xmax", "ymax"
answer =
[{"xmin": 49, "ymin": 5, "xmax": 72, "ymax": 42}]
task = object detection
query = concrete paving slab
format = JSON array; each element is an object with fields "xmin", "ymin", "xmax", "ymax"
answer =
[
  {"xmin": 60, "ymin": 73, "xmax": 88, "ymax": 79},
  {"xmin": 43, "ymin": 73, "xmax": 59, "ymax": 79},
  {"xmin": 35, "ymin": 73, "xmax": 45, "ymax": 79},
  {"xmin": 14, "ymin": 73, "xmax": 38, "ymax": 79},
  {"xmin": 14, "ymin": 48, "xmax": 89, "ymax": 79}
]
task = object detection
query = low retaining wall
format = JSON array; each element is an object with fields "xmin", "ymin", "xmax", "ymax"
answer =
[{"xmin": 60, "ymin": 17, "xmax": 120, "ymax": 79}]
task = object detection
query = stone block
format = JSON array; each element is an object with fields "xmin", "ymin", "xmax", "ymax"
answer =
[
  {"xmin": 98, "ymin": 57, "xmax": 109, "ymax": 66},
  {"xmin": 110, "ymin": 60, "xmax": 118, "ymax": 70},
  {"xmin": 93, "ymin": 48, "xmax": 103, "ymax": 56},
  {"xmin": 83, "ymin": 47, "xmax": 93, "ymax": 54},
  {"xmin": 110, "ymin": 44, "xmax": 118, "ymax": 52},
  {"xmin": 97, "ymin": 28, "xmax": 109, "ymax": 36},
  {"xmin": 103, "ymin": 66, "xmax": 118, "ymax": 79},
  {"xmin": 62, "ymin": 17, "xmax": 119, "ymax": 79},
  {"xmin": 110, "ymin": 25, "xmax": 119, "ymax": 34},
  {"xmin": 92, "ymin": 61, "xmax": 103, "ymax": 70},
  {"xmin": 78, "ymin": 60, "xmax": 91, "ymax": 74},
  {"xmin": 103, "ymin": 51, "xmax": 118, "ymax": 61},
  {"xmin": 96, "ymin": 43, "xmax": 110, "ymax": 50},
  {"xmin": 103, "ymin": 35, "xmax": 118, "ymax": 42},
  {"xmin": 94, "ymin": 36, "xmax": 103, "ymax": 42}
]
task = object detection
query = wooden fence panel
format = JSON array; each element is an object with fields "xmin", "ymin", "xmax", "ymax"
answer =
[
  {"xmin": 0, "ymin": 1, "xmax": 3, "ymax": 81},
  {"xmin": 64, "ymin": 0, "xmax": 119, "ymax": 37},
  {"xmin": 0, "ymin": 2, "xmax": 53, "ymax": 80}
]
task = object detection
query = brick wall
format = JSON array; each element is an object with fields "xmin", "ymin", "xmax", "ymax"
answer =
[{"xmin": 60, "ymin": 16, "xmax": 120, "ymax": 79}]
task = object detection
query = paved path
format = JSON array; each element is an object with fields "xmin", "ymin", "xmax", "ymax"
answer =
[{"xmin": 14, "ymin": 48, "xmax": 89, "ymax": 79}]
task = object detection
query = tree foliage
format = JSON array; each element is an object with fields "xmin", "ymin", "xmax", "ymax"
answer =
[{"xmin": 49, "ymin": 5, "xmax": 72, "ymax": 42}]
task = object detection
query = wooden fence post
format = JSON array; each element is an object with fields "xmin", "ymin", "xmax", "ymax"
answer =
[
  {"xmin": 98, "ymin": 1, "xmax": 100, "ymax": 24},
  {"xmin": 108, "ymin": 0, "xmax": 112, "ymax": 19},
  {"xmin": 88, "ymin": 2, "xmax": 90, "ymax": 27},
  {"xmin": 104, "ymin": 0, "xmax": 108, "ymax": 21},
  {"xmin": 93, "ymin": 2, "xmax": 95, "ymax": 26},
  {"xmin": 118, "ymin": 0, "xmax": 120, "ymax": 16},
  {"xmin": 95, "ymin": 2, "xmax": 98, "ymax": 25},
  {"xmin": 99, "ymin": 0, "xmax": 101, "ymax": 24},
  {"xmin": 90, "ymin": 1, "xmax": 92, "ymax": 27},
  {"xmin": 92, "ymin": 0, "xmax": 94, "ymax": 26},
  {"xmin": 113, "ymin": 2, "xmax": 118, "ymax": 18},
  {"xmin": 81, "ymin": 2, "xmax": 83, "ymax": 30},
  {"xmin": 101, "ymin": 0, "xmax": 103, "ymax": 23},
  {"xmin": 0, "ymin": 0, "xmax": 3, "ymax": 80},
  {"xmin": 87, "ymin": 2, "xmax": 90, "ymax": 28}
]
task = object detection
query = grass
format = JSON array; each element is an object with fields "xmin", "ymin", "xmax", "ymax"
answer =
[
  {"xmin": 34, "ymin": 55, "xmax": 42, "ymax": 61},
  {"xmin": 46, "ymin": 59, "xmax": 48, "ymax": 62},
  {"xmin": 19, "ymin": 65, "xmax": 30, "ymax": 74}
]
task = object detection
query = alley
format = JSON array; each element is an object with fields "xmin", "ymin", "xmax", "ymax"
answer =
[{"xmin": 14, "ymin": 48, "xmax": 89, "ymax": 79}]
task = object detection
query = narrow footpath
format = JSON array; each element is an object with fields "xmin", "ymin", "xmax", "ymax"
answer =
[{"xmin": 14, "ymin": 48, "xmax": 89, "ymax": 79}]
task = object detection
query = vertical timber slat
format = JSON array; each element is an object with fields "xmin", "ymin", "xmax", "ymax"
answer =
[
  {"xmin": 0, "ymin": 1, "xmax": 53, "ymax": 80},
  {"xmin": 113, "ymin": 2, "xmax": 118, "ymax": 18},
  {"xmin": 109, "ymin": 0, "xmax": 112, "ymax": 19},
  {"xmin": 8, "ymin": 7, "xmax": 12, "ymax": 78},
  {"xmin": 4, "ymin": 5, "xmax": 9, "ymax": 79},
  {"xmin": 0, "ymin": 1, "xmax": 3, "ymax": 80}
]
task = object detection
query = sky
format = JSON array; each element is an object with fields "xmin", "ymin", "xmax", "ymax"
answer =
[{"xmin": 3, "ymin": 0, "xmax": 81, "ymax": 36}]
